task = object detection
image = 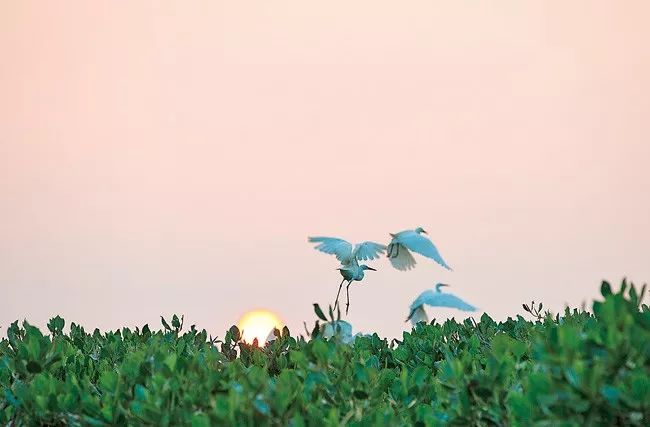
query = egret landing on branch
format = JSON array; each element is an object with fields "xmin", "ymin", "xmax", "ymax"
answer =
[
  {"xmin": 406, "ymin": 283, "xmax": 477, "ymax": 326},
  {"xmin": 308, "ymin": 236, "xmax": 385, "ymax": 314},
  {"xmin": 387, "ymin": 227, "xmax": 452, "ymax": 271},
  {"xmin": 335, "ymin": 259, "xmax": 376, "ymax": 314}
]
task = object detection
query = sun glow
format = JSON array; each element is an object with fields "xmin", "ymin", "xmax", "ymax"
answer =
[{"xmin": 237, "ymin": 310, "xmax": 283, "ymax": 344}]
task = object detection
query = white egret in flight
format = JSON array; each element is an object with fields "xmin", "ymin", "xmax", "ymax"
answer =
[
  {"xmin": 387, "ymin": 227, "xmax": 452, "ymax": 271},
  {"xmin": 308, "ymin": 236, "xmax": 386, "ymax": 314},
  {"xmin": 406, "ymin": 283, "xmax": 477, "ymax": 325}
]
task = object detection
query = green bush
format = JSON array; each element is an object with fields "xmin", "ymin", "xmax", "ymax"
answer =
[{"xmin": 1, "ymin": 280, "xmax": 648, "ymax": 426}]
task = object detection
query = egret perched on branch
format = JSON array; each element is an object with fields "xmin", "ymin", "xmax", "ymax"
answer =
[
  {"xmin": 320, "ymin": 320, "xmax": 355, "ymax": 343},
  {"xmin": 406, "ymin": 283, "xmax": 477, "ymax": 325},
  {"xmin": 320, "ymin": 320, "xmax": 371, "ymax": 344},
  {"xmin": 308, "ymin": 236, "xmax": 385, "ymax": 314},
  {"xmin": 387, "ymin": 227, "xmax": 452, "ymax": 271}
]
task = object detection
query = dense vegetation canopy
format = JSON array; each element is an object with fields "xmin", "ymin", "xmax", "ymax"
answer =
[{"xmin": 1, "ymin": 280, "xmax": 649, "ymax": 426}]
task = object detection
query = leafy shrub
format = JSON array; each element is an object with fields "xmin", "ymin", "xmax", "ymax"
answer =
[{"xmin": 1, "ymin": 280, "xmax": 648, "ymax": 426}]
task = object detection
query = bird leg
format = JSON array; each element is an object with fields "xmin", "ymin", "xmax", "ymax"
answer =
[
  {"xmin": 333, "ymin": 278, "xmax": 346, "ymax": 310},
  {"xmin": 345, "ymin": 281, "xmax": 352, "ymax": 315}
]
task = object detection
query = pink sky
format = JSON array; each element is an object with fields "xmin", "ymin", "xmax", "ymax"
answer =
[{"xmin": 1, "ymin": 2, "xmax": 649, "ymax": 339}]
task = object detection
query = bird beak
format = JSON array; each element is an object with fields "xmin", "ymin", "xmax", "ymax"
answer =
[
  {"xmin": 422, "ymin": 230, "xmax": 428, "ymax": 235},
  {"xmin": 367, "ymin": 267, "xmax": 377, "ymax": 271}
]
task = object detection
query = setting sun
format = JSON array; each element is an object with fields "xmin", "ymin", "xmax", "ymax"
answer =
[{"xmin": 237, "ymin": 310, "xmax": 283, "ymax": 344}]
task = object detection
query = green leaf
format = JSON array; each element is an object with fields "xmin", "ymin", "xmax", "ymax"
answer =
[
  {"xmin": 4, "ymin": 390, "xmax": 20, "ymax": 407},
  {"xmin": 165, "ymin": 354, "xmax": 178, "ymax": 371},
  {"xmin": 290, "ymin": 414, "xmax": 306, "ymax": 427},
  {"xmin": 313, "ymin": 303, "xmax": 327, "ymax": 321},
  {"xmin": 290, "ymin": 350, "xmax": 307, "ymax": 366},
  {"xmin": 26, "ymin": 360, "xmax": 42, "ymax": 373},
  {"xmin": 134, "ymin": 384, "xmax": 148, "ymax": 401},
  {"xmin": 510, "ymin": 339, "xmax": 527, "ymax": 359},
  {"xmin": 600, "ymin": 385, "xmax": 619, "ymax": 404},
  {"xmin": 47, "ymin": 316, "xmax": 65, "ymax": 335},
  {"xmin": 601, "ymin": 281, "xmax": 612, "ymax": 296},
  {"xmin": 508, "ymin": 393, "xmax": 532, "ymax": 420},
  {"xmin": 82, "ymin": 416, "xmax": 106, "ymax": 426},
  {"xmin": 101, "ymin": 405, "xmax": 113, "ymax": 423},
  {"xmin": 161, "ymin": 316, "xmax": 172, "ymax": 331},
  {"xmin": 229, "ymin": 325, "xmax": 241, "ymax": 342},
  {"xmin": 191, "ymin": 413, "xmax": 211, "ymax": 427},
  {"xmin": 99, "ymin": 370, "xmax": 118, "ymax": 392},
  {"xmin": 312, "ymin": 340, "xmax": 329, "ymax": 362},
  {"xmin": 631, "ymin": 374, "xmax": 650, "ymax": 401},
  {"xmin": 311, "ymin": 321, "xmax": 320, "ymax": 338},
  {"xmin": 353, "ymin": 389, "xmax": 369, "ymax": 399}
]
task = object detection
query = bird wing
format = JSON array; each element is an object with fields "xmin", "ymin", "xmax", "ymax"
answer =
[
  {"xmin": 388, "ymin": 243, "xmax": 417, "ymax": 271},
  {"xmin": 308, "ymin": 237, "xmax": 354, "ymax": 263},
  {"xmin": 409, "ymin": 289, "xmax": 437, "ymax": 311},
  {"xmin": 394, "ymin": 232, "xmax": 452, "ymax": 270},
  {"xmin": 419, "ymin": 291, "xmax": 477, "ymax": 312},
  {"xmin": 352, "ymin": 242, "xmax": 387, "ymax": 261}
]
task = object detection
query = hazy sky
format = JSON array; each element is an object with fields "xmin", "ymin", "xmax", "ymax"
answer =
[{"xmin": 2, "ymin": 2, "xmax": 649, "ymax": 339}]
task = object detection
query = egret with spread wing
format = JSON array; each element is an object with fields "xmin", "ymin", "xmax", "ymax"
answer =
[
  {"xmin": 308, "ymin": 236, "xmax": 385, "ymax": 314},
  {"xmin": 406, "ymin": 283, "xmax": 477, "ymax": 325},
  {"xmin": 387, "ymin": 227, "xmax": 452, "ymax": 271}
]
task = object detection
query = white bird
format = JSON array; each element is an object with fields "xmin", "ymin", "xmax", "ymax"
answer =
[
  {"xmin": 308, "ymin": 236, "xmax": 386, "ymax": 314},
  {"xmin": 320, "ymin": 320, "xmax": 354, "ymax": 343},
  {"xmin": 406, "ymin": 283, "xmax": 477, "ymax": 325},
  {"xmin": 387, "ymin": 227, "xmax": 452, "ymax": 271},
  {"xmin": 320, "ymin": 320, "xmax": 366, "ymax": 344}
]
